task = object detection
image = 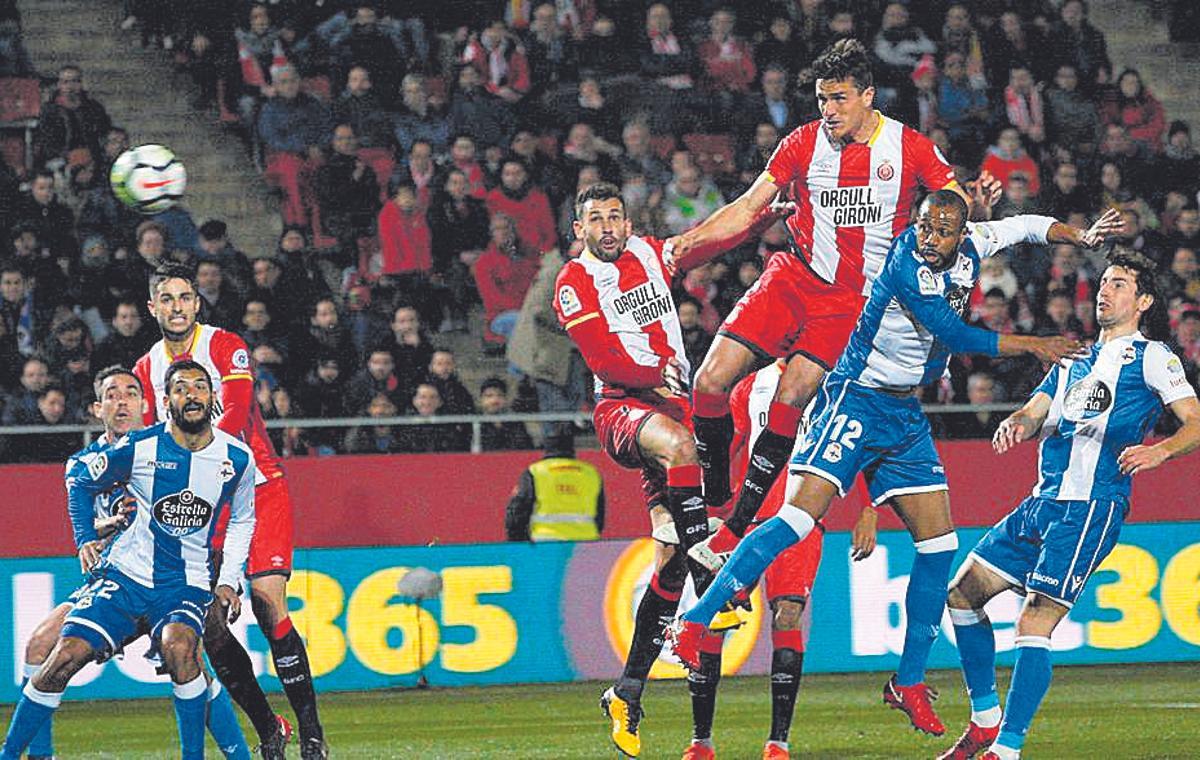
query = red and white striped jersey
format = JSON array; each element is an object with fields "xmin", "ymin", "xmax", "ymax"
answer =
[
  {"xmin": 134, "ymin": 323, "xmax": 283, "ymax": 481},
  {"xmin": 554, "ymin": 235, "xmax": 688, "ymax": 398},
  {"xmin": 766, "ymin": 112, "xmax": 957, "ymax": 295}
]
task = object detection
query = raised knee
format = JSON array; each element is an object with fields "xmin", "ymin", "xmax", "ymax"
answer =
[
  {"xmin": 772, "ymin": 599, "xmax": 805, "ymax": 631},
  {"xmin": 694, "ymin": 363, "xmax": 734, "ymax": 396}
]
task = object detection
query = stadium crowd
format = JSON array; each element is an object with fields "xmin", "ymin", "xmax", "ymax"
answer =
[{"xmin": 2, "ymin": 0, "xmax": 1200, "ymax": 462}]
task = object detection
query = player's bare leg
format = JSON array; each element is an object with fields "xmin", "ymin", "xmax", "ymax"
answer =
[
  {"xmin": 602, "ymin": 505, "xmax": 687, "ymax": 757},
  {"xmin": 692, "ymin": 335, "xmax": 762, "ymax": 507},
  {"xmin": 939, "ymin": 560, "xmax": 1015, "ymax": 760},
  {"xmin": 204, "ymin": 598, "xmax": 292, "ymax": 756},
  {"xmin": 882, "ymin": 490, "xmax": 957, "ymax": 735},
  {"xmin": 251, "ymin": 574, "xmax": 327, "ymax": 759},
  {"xmin": 765, "ymin": 597, "xmax": 807, "ymax": 759},
  {"xmin": 693, "ymin": 354, "xmax": 826, "ymax": 572},
  {"xmin": 19, "ymin": 603, "xmax": 71, "ymax": 759}
]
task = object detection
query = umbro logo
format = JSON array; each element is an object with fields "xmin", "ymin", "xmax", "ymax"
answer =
[
  {"xmin": 682, "ymin": 497, "xmax": 706, "ymax": 512},
  {"xmin": 277, "ymin": 655, "xmax": 301, "ymax": 668},
  {"xmin": 751, "ymin": 455, "xmax": 776, "ymax": 472}
]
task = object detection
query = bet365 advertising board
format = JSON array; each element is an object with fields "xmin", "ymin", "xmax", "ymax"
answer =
[{"xmin": 3, "ymin": 522, "xmax": 1199, "ymax": 702}]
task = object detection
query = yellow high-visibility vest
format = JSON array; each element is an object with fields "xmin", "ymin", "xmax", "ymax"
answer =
[{"xmin": 528, "ymin": 457, "xmax": 602, "ymax": 541}]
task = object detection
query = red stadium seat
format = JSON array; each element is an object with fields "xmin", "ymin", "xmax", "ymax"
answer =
[
  {"xmin": 683, "ymin": 133, "xmax": 735, "ymax": 176},
  {"xmin": 358, "ymin": 146, "xmax": 396, "ymax": 202},
  {"xmin": 308, "ymin": 203, "xmax": 340, "ymax": 250},
  {"xmin": 650, "ymin": 134, "xmax": 677, "ymax": 161},
  {"xmin": 301, "ymin": 75, "xmax": 332, "ymax": 102},
  {"xmin": 0, "ymin": 78, "xmax": 40, "ymax": 122}
]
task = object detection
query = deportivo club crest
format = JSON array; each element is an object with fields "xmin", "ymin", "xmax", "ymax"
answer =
[{"xmin": 153, "ymin": 489, "xmax": 215, "ymax": 537}]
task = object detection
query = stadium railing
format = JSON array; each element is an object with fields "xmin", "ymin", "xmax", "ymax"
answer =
[{"xmin": 0, "ymin": 404, "xmax": 1022, "ymax": 454}]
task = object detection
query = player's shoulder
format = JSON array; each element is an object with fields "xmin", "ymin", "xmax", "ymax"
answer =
[
  {"xmin": 207, "ymin": 325, "xmax": 248, "ymax": 353},
  {"xmin": 212, "ymin": 427, "xmax": 256, "ymax": 462},
  {"xmin": 126, "ymin": 424, "xmax": 165, "ymax": 446},
  {"xmin": 628, "ymin": 233, "xmax": 664, "ymax": 254}
]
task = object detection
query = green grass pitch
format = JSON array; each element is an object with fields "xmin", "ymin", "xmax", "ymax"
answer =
[{"xmin": 6, "ymin": 663, "xmax": 1197, "ymax": 758}]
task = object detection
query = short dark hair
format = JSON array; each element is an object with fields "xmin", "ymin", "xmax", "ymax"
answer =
[
  {"xmin": 919, "ymin": 188, "xmax": 969, "ymax": 228},
  {"xmin": 149, "ymin": 262, "xmax": 198, "ymax": 298},
  {"xmin": 163, "ymin": 359, "xmax": 212, "ymax": 391},
  {"xmin": 93, "ymin": 365, "xmax": 142, "ymax": 398},
  {"xmin": 1106, "ymin": 248, "xmax": 1158, "ymax": 299},
  {"xmin": 198, "ymin": 220, "xmax": 228, "ymax": 240},
  {"xmin": 480, "ymin": 376, "xmax": 508, "ymax": 395},
  {"xmin": 36, "ymin": 383, "xmax": 65, "ymax": 402},
  {"xmin": 574, "ymin": 181, "xmax": 623, "ymax": 219},
  {"xmin": 811, "ymin": 38, "xmax": 873, "ymax": 91}
]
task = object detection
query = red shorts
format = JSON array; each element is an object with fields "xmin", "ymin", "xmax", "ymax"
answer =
[
  {"xmin": 593, "ymin": 393, "xmax": 691, "ymax": 509},
  {"xmin": 247, "ymin": 476, "xmax": 295, "ymax": 579},
  {"xmin": 750, "ymin": 520, "xmax": 824, "ymax": 602},
  {"xmin": 720, "ymin": 252, "xmax": 865, "ymax": 370}
]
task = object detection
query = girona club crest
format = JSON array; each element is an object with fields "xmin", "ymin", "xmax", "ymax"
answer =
[{"xmin": 876, "ymin": 161, "xmax": 895, "ymax": 181}]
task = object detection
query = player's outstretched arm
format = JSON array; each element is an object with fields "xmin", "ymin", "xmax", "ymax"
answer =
[
  {"xmin": 993, "ymin": 393, "xmax": 1052, "ymax": 455},
  {"xmin": 1119, "ymin": 396, "xmax": 1200, "ymax": 475},
  {"xmin": 1047, "ymin": 207, "xmax": 1123, "ymax": 248},
  {"xmin": 996, "ymin": 333, "xmax": 1086, "ymax": 366}
]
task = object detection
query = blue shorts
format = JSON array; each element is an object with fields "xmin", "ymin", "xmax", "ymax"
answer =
[
  {"xmin": 971, "ymin": 495, "xmax": 1127, "ymax": 608},
  {"xmin": 789, "ymin": 376, "xmax": 947, "ymax": 506},
  {"xmin": 61, "ymin": 567, "xmax": 212, "ymax": 660}
]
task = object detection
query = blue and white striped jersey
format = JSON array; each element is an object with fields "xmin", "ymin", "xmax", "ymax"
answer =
[
  {"xmin": 1032, "ymin": 332, "xmax": 1196, "ymax": 501},
  {"xmin": 65, "ymin": 434, "xmax": 129, "ymax": 524},
  {"xmin": 833, "ymin": 215, "xmax": 1056, "ymax": 391},
  {"xmin": 67, "ymin": 423, "xmax": 256, "ymax": 591}
]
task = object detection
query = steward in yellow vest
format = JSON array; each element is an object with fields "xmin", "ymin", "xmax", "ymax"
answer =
[{"xmin": 505, "ymin": 429, "xmax": 605, "ymax": 541}]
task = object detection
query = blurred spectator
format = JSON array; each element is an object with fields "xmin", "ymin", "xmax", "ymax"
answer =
[
  {"xmin": 873, "ymin": 2, "xmax": 935, "ymax": 110},
  {"xmin": 316, "ymin": 123, "xmax": 381, "ymax": 247},
  {"xmin": 1003, "ymin": 65, "xmax": 1045, "ymax": 147},
  {"xmin": 197, "ymin": 220, "xmax": 252, "ymax": 295},
  {"xmin": 1159, "ymin": 122, "xmax": 1200, "ymax": 200},
  {"xmin": 738, "ymin": 65, "xmax": 801, "ymax": 137},
  {"xmin": 985, "ymin": 11, "xmax": 1050, "ymax": 89},
  {"xmin": 397, "ymin": 382, "xmax": 463, "ymax": 452},
  {"xmin": 428, "ymin": 168, "xmax": 489, "ymax": 329},
  {"xmin": 248, "ymin": 254, "xmax": 313, "ymax": 326},
  {"xmin": 1104, "ymin": 68, "xmax": 1166, "ymax": 155},
  {"xmin": 1048, "ymin": 0, "xmax": 1111, "ymax": 93},
  {"xmin": 15, "ymin": 170, "xmax": 76, "ymax": 258},
  {"xmin": 697, "ymin": 8, "xmax": 756, "ymax": 122},
  {"xmin": 576, "ymin": 16, "xmax": 633, "ymax": 79},
  {"xmin": 1034, "ymin": 289, "xmax": 1087, "ymax": 340},
  {"xmin": 507, "ymin": 245, "xmax": 587, "ymax": 436},
  {"xmin": 661, "ymin": 164, "xmax": 724, "ymax": 236},
  {"xmin": 386, "ymin": 304, "xmax": 435, "ymax": 391},
  {"xmin": 1040, "ymin": 161, "xmax": 1090, "ymax": 219},
  {"xmin": 522, "ymin": 2, "xmax": 578, "ymax": 96},
  {"xmin": 938, "ymin": 50, "xmax": 989, "ymax": 155},
  {"xmin": 1037, "ymin": 244, "xmax": 1093, "ymax": 308},
  {"xmin": 509, "ymin": 130, "xmax": 568, "ymax": 206},
  {"xmin": 981, "ymin": 126, "xmax": 1040, "ymax": 196},
  {"xmin": 425, "ymin": 348, "xmax": 475, "ymax": 415},
  {"xmin": 389, "ymin": 140, "xmax": 438, "ymax": 211},
  {"xmin": 478, "ymin": 376, "xmax": 534, "ymax": 451},
  {"xmin": 70, "ymin": 236, "xmax": 119, "ymax": 339},
  {"xmin": 992, "ymin": 174, "xmax": 1038, "ymax": 219},
  {"xmin": 289, "ymin": 295, "xmax": 358, "ymax": 383},
  {"xmin": 754, "ymin": 15, "xmax": 808, "ymax": 80},
  {"xmin": 941, "ymin": 372, "xmax": 1004, "ymax": 439},
  {"xmin": 377, "ymin": 180, "xmax": 438, "ymax": 324},
  {"xmin": 449, "ymin": 64, "xmax": 516, "ymax": 151},
  {"xmin": 486, "ymin": 158, "xmax": 557, "ymax": 252},
  {"xmin": 677, "ymin": 294, "xmax": 713, "ymax": 371},
  {"xmin": 233, "ymin": 3, "xmax": 286, "ymax": 123},
  {"xmin": 239, "ymin": 299, "xmax": 288, "ymax": 375},
  {"xmin": 332, "ymin": 66, "xmax": 394, "ymax": 150},
  {"xmin": 505, "ymin": 427, "xmax": 604, "ymax": 541},
  {"xmin": 1175, "ymin": 308, "xmax": 1200, "ymax": 377},
  {"xmin": 330, "ymin": 4, "xmax": 407, "ymax": 104},
  {"xmin": 461, "ymin": 19, "xmax": 531, "ymax": 106},
  {"xmin": 264, "ymin": 385, "xmax": 306, "ymax": 457},
  {"xmin": 7, "ymin": 224, "xmax": 65, "ymax": 312},
  {"xmin": 294, "ymin": 354, "xmax": 347, "ymax": 454},
  {"xmin": 91, "ymin": 299, "xmax": 154, "ymax": 370},
  {"xmin": 393, "ymin": 73, "xmax": 450, "ymax": 155},
  {"xmin": 196, "ymin": 259, "xmax": 243, "ymax": 331},
  {"xmin": 941, "ymin": 4, "xmax": 987, "ymax": 90},
  {"xmin": 0, "ymin": 12, "xmax": 34, "ymax": 77},
  {"xmin": 1044, "ymin": 65, "xmax": 1102, "ymax": 156},
  {"xmin": 639, "ymin": 3, "xmax": 696, "ymax": 92},
  {"xmin": 559, "ymin": 121, "xmax": 620, "ymax": 188},
  {"xmin": 1160, "ymin": 247, "xmax": 1200, "ymax": 303},
  {"xmin": 258, "ymin": 64, "xmax": 331, "ymax": 227},
  {"xmin": 1, "ymin": 385, "xmax": 77, "ymax": 463},
  {"xmin": 1112, "ymin": 204, "xmax": 1170, "ymax": 265},
  {"xmin": 617, "ymin": 120, "xmax": 671, "ymax": 189},
  {"xmin": 737, "ymin": 123, "xmax": 781, "ymax": 184},
  {"xmin": 1169, "ymin": 204, "xmax": 1200, "ymax": 251},
  {"xmin": 2, "ymin": 355, "xmax": 49, "ymax": 421},
  {"xmin": 342, "ymin": 391, "xmax": 404, "ymax": 454},
  {"xmin": 475, "ymin": 213, "xmax": 541, "ymax": 346},
  {"xmin": 34, "ymin": 65, "xmax": 112, "ymax": 169},
  {"xmin": 346, "ymin": 346, "xmax": 403, "ymax": 414}
]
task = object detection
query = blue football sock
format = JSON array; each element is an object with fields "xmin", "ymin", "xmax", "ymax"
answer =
[
  {"xmin": 207, "ymin": 679, "xmax": 253, "ymax": 760},
  {"xmin": 682, "ymin": 511, "xmax": 812, "ymax": 626},
  {"xmin": 21, "ymin": 664, "xmax": 54, "ymax": 758},
  {"xmin": 896, "ymin": 534, "xmax": 957, "ymax": 686},
  {"xmin": 1, "ymin": 683, "xmax": 60, "ymax": 760},
  {"xmin": 996, "ymin": 636, "xmax": 1053, "ymax": 751},
  {"xmin": 949, "ymin": 608, "xmax": 1000, "ymax": 713},
  {"xmin": 173, "ymin": 675, "xmax": 209, "ymax": 760}
]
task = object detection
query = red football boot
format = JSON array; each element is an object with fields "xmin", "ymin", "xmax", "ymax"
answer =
[
  {"xmin": 882, "ymin": 674, "xmax": 946, "ymax": 736},
  {"xmin": 665, "ymin": 616, "xmax": 706, "ymax": 671},
  {"xmin": 937, "ymin": 720, "xmax": 1001, "ymax": 759},
  {"xmin": 680, "ymin": 741, "xmax": 715, "ymax": 760}
]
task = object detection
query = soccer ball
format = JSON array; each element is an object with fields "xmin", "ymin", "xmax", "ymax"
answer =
[{"xmin": 109, "ymin": 144, "xmax": 187, "ymax": 214}]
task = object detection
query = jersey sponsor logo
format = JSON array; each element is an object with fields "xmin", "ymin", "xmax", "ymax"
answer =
[
  {"xmin": 610, "ymin": 280, "xmax": 674, "ymax": 328},
  {"xmin": 1167, "ymin": 356, "xmax": 1184, "ymax": 374},
  {"xmin": 1062, "ymin": 377, "xmax": 1114, "ymax": 422},
  {"xmin": 916, "ymin": 266, "xmax": 940, "ymax": 296},
  {"xmin": 151, "ymin": 460, "xmax": 178, "ymax": 470},
  {"xmin": 876, "ymin": 160, "xmax": 894, "ymax": 181},
  {"xmin": 87, "ymin": 453, "xmax": 108, "ymax": 480},
  {"xmin": 231, "ymin": 348, "xmax": 250, "ymax": 370},
  {"xmin": 153, "ymin": 489, "xmax": 215, "ymax": 537},
  {"xmin": 1030, "ymin": 571, "xmax": 1060, "ymax": 587},
  {"xmin": 817, "ymin": 186, "xmax": 883, "ymax": 226},
  {"xmin": 558, "ymin": 285, "xmax": 582, "ymax": 317}
]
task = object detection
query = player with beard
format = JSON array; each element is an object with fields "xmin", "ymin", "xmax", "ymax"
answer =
[
  {"xmin": 135, "ymin": 264, "xmax": 325, "ymax": 759},
  {"xmin": 1, "ymin": 361, "xmax": 256, "ymax": 760},
  {"xmin": 555, "ymin": 182, "xmax": 786, "ymax": 757},
  {"xmin": 16, "ymin": 366, "xmax": 251, "ymax": 760}
]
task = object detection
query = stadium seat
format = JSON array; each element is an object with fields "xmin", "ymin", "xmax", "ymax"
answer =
[
  {"xmin": 214, "ymin": 78, "xmax": 241, "ymax": 124},
  {"xmin": 650, "ymin": 134, "xmax": 677, "ymax": 161},
  {"xmin": 0, "ymin": 77, "xmax": 41, "ymax": 172},
  {"xmin": 357, "ymin": 146, "xmax": 396, "ymax": 202},
  {"xmin": 264, "ymin": 151, "xmax": 318, "ymax": 227},
  {"xmin": 308, "ymin": 204, "xmax": 340, "ymax": 250},
  {"xmin": 301, "ymin": 75, "xmax": 332, "ymax": 102},
  {"xmin": 683, "ymin": 133, "xmax": 735, "ymax": 176}
]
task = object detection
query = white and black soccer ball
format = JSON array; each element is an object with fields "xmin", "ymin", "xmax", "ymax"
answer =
[{"xmin": 109, "ymin": 144, "xmax": 187, "ymax": 214}]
